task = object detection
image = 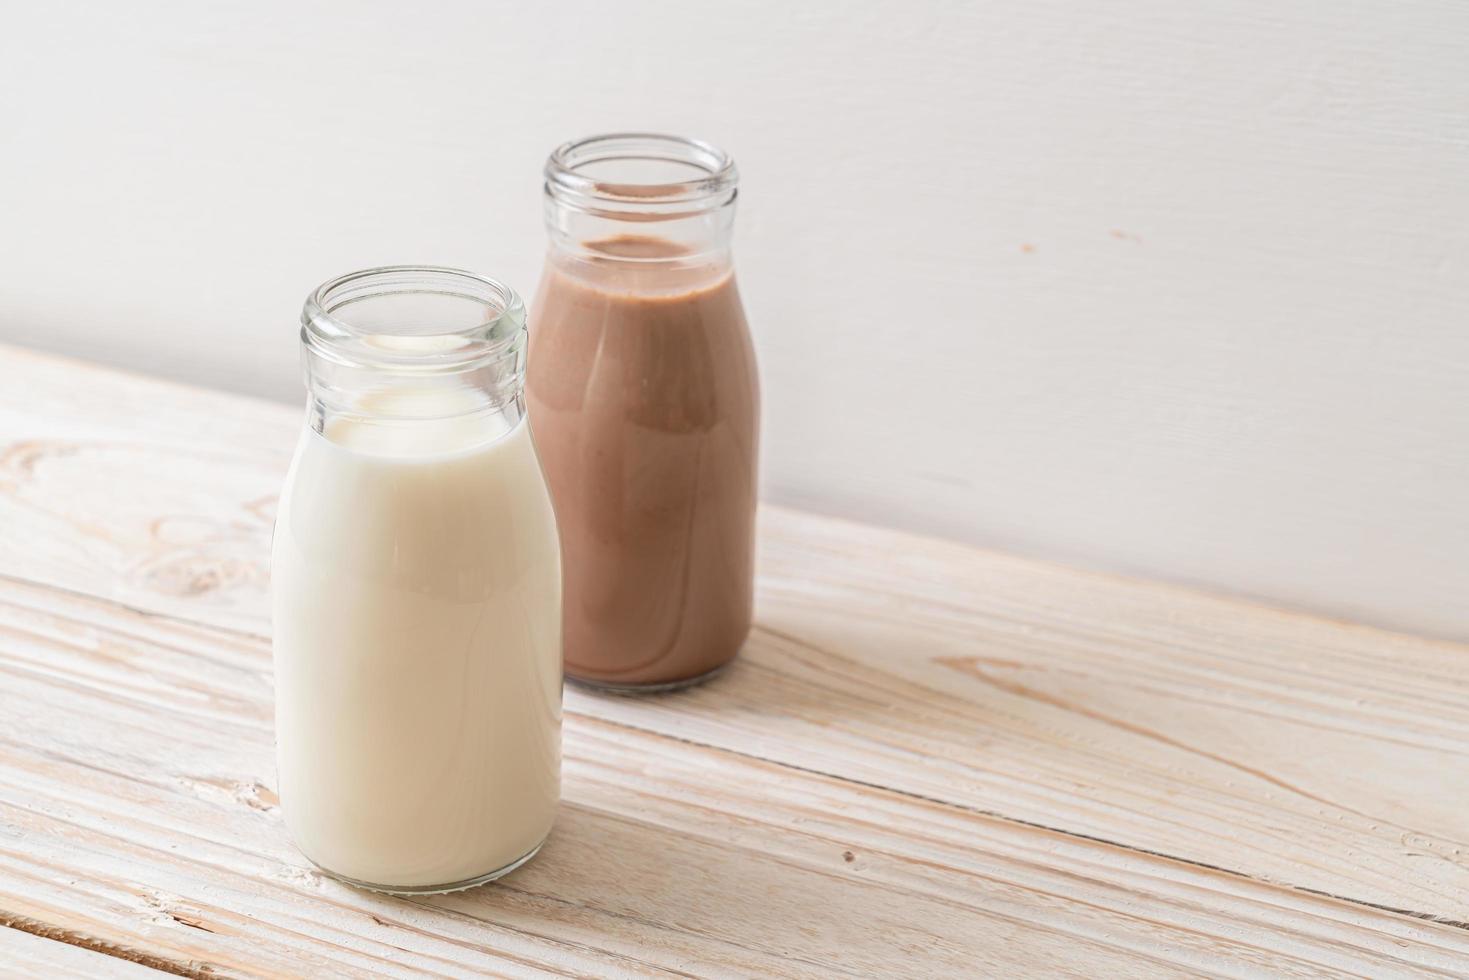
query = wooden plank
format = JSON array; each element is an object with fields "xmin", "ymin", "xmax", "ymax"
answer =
[
  {"xmin": 0, "ymin": 346, "xmax": 292, "ymax": 635},
  {"xmin": 0, "ymin": 923, "xmax": 168, "ymax": 978},
  {"xmin": 0, "ymin": 578, "xmax": 1465, "ymax": 978},
  {"xmin": 1, "ymin": 343, "xmax": 1465, "ymax": 924},
  {"xmin": 596, "ymin": 510, "xmax": 1469, "ymax": 918}
]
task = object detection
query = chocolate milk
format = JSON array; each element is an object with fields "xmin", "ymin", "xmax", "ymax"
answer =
[{"xmin": 526, "ymin": 235, "xmax": 759, "ymax": 688}]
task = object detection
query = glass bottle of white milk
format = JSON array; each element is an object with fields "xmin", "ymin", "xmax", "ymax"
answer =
[{"xmin": 272, "ymin": 266, "xmax": 561, "ymax": 893}]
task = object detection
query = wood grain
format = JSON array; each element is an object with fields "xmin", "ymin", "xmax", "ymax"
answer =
[
  {"xmin": 0, "ymin": 578, "xmax": 1465, "ymax": 978},
  {"xmin": 1, "ymin": 342, "xmax": 1467, "ymax": 975}
]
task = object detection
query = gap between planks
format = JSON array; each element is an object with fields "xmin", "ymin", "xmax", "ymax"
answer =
[
  {"xmin": 4, "ymin": 567, "xmax": 1464, "ymax": 944},
  {"xmin": 0, "ymin": 911, "xmax": 208, "ymax": 977}
]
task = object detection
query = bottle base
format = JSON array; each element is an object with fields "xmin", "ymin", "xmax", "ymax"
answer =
[
  {"xmin": 565, "ymin": 658, "xmax": 733, "ymax": 695},
  {"xmin": 306, "ymin": 836, "xmax": 547, "ymax": 896}
]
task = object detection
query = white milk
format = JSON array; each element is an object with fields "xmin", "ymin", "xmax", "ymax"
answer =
[{"xmin": 272, "ymin": 392, "xmax": 561, "ymax": 890}]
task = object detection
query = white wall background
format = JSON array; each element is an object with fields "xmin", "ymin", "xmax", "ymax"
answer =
[{"xmin": 2, "ymin": 0, "xmax": 1466, "ymax": 639}]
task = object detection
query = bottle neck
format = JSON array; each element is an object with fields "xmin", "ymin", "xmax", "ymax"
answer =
[
  {"xmin": 304, "ymin": 342, "xmax": 527, "ymax": 430},
  {"xmin": 307, "ymin": 389, "xmax": 526, "ymax": 458},
  {"xmin": 300, "ymin": 266, "xmax": 527, "ymax": 437},
  {"xmin": 544, "ymin": 198, "xmax": 736, "ymax": 263},
  {"xmin": 307, "ymin": 384, "xmax": 526, "ymax": 434},
  {"xmin": 542, "ymin": 132, "xmax": 739, "ymax": 264}
]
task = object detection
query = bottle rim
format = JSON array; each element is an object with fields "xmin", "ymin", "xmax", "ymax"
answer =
[
  {"xmin": 301, "ymin": 265, "xmax": 526, "ymax": 376},
  {"xmin": 545, "ymin": 132, "xmax": 738, "ymax": 217}
]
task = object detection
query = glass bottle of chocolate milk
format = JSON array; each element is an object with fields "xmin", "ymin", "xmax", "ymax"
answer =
[{"xmin": 527, "ymin": 133, "xmax": 759, "ymax": 691}]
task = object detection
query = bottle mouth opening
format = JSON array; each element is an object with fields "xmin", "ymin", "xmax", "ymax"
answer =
[
  {"xmin": 302, "ymin": 266, "xmax": 526, "ymax": 374},
  {"xmin": 545, "ymin": 133, "xmax": 738, "ymax": 218}
]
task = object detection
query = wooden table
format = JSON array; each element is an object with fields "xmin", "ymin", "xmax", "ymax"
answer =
[{"xmin": 0, "ymin": 343, "xmax": 1466, "ymax": 978}]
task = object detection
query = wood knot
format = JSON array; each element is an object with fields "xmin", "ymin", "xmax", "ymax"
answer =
[
  {"xmin": 0, "ymin": 440, "xmax": 80, "ymax": 477},
  {"xmin": 132, "ymin": 553, "xmax": 265, "ymax": 599}
]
